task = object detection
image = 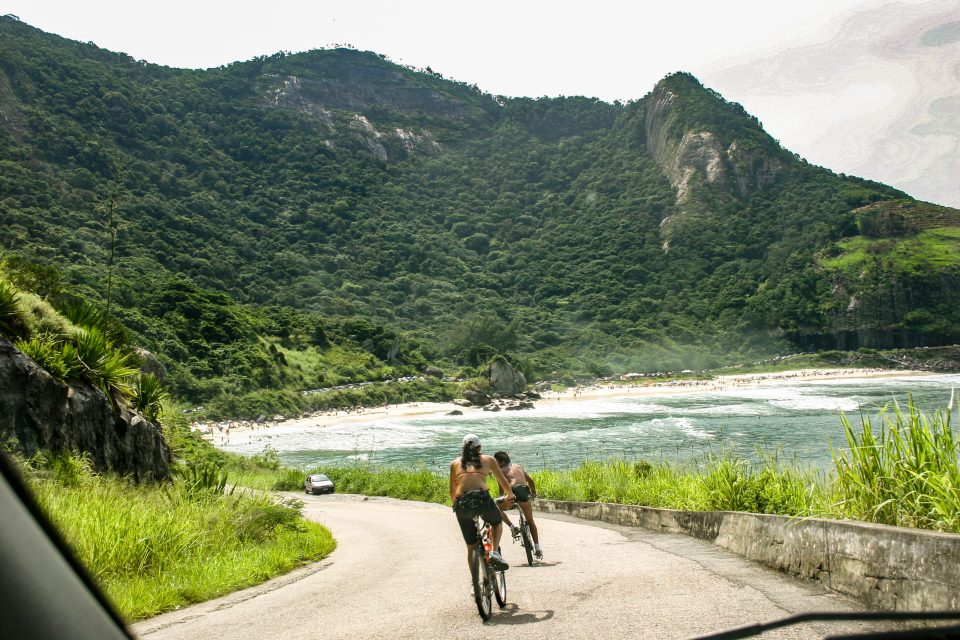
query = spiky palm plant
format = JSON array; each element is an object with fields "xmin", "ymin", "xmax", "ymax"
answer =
[
  {"xmin": 132, "ymin": 373, "xmax": 168, "ymax": 423},
  {"xmin": 0, "ymin": 279, "xmax": 25, "ymax": 339},
  {"xmin": 57, "ymin": 298, "xmax": 130, "ymax": 347},
  {"xmin": 73, "ymin": 327, "xmax": 138, "ymax": 399},
  {"xmin": 15, "ymin": 334, "xmax": 83, "ymax": 381}
]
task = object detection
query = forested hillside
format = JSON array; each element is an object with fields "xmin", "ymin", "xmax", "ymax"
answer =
[{"xmin": 2, "ymin": 15, "xmax": 958, "ymax": 415}]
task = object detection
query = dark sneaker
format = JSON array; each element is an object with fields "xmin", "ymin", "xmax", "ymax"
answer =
[{"xmin": 488, "ymin": 550, "xmax": 509, "ymax": 570}]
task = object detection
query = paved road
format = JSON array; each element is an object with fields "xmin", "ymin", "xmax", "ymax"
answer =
[{"xmin": 132, "ymin": 494, "xmax": 896, "ymax": 640}]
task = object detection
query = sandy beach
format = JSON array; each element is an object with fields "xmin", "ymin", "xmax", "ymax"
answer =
[{"xmin": 196, "ymin": 367, "xmax": 934, "ymax": 444}]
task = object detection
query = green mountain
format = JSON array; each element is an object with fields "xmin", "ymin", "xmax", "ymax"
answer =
[{"xmin": 1, "ymin": 15, "xmax": 958, "ymax": 411}]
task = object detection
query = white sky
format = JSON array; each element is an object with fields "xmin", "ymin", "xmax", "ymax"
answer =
[{"xmin": 3, "ymin": 0, "xmax": 959, "ymax": 206}]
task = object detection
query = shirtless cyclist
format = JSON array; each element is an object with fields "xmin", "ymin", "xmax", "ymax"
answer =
[
  {"xmin": 450, "ymin": 434, "xmax": 515, "ymax": 571},
  {"xmin": 494, "ymin": 451, "xmax": 542, "ymax": 559}
]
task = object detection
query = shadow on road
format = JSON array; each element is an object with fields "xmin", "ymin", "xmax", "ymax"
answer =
[
  {"xmin": 522, "ymin": 560, "xmax": 560, "ymax": 568},
  {"xmin": 488, "ymin": 603, "xmax": 555, "ymax": 626}
]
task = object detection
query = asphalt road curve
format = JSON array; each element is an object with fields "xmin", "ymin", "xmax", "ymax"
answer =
[{"xmin": 133, "ymin": 494, "xmax": 897, "ymax": 640}]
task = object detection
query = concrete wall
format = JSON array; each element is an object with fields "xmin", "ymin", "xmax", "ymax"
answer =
[{"xmin": 535, "ymin": 499, "xmax": 960, "ymax": 610}]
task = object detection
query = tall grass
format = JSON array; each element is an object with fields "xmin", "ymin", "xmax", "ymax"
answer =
[
  {"xmin": 21, "ymin": 454, "xmax": 336, "ymax": 621},
  {"xmin": 534, "ymin": 455, "xmax": 830, "ymax": 516},
  {"xmin": 832, "ymin": 400, "xmax": 959, "ymax": 530}
]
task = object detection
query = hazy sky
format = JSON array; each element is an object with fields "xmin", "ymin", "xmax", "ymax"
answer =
[{"xmin": 4, "ymin": 0, "xmax": 959, "ymax": 206}]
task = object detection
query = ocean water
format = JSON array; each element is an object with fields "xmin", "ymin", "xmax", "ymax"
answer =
[{"xmin": 220, "ymin": 374, "xmax": 960, "ymax": 472}]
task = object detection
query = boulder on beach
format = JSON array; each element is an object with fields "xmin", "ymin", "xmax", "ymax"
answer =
[
  {"xmin": 464, "ymin": 389, "xmax": 491, "ymax": 406},
  {"xmin": 452, "ymin": 398, "xmax": 473, "ymax": 407},
  {"xmin": 488, "ymin": 356, "xmax": 527, "ymax": 396},
  {"xmin": 447, "ymin": 409, "xmax": 463, "ymax": 416}
]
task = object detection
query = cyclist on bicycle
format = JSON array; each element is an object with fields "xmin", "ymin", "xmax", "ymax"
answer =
[
  {"xmin": 494, "ymin": 451, "xmax": 542, "ymax": 559},
  {"xmin": 450, "ymin": 434, "xmax": 515, "ymax": 571}
]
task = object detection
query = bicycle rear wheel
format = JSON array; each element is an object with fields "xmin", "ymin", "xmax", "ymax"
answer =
[
  {"xmin": 493, "ymin": 547, "xmax": 507, "ymax": 607},
  {"xmin": 521, "ymin": 520, "xmax": 534, "ymax": 566},
  {"xmin": 472, "ymin": 545, "xmax": 492, "ymax": 620}
]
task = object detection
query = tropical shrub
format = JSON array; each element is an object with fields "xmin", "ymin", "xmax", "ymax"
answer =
[
  {"xmin": 132, "ymin": 373, "xmax": 168, "ymax": 422},
  {"xmin": 0, "ymin": 279, "xmax": 25, "ymax": 339},
  {"xmin": 72, "ymin": 327, "xmax": 138, "ymax": 398}
]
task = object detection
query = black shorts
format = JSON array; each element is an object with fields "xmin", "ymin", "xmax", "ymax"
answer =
[
  {"xmin": 454, "ymin": 489, "xmax": 502, "ymax": 545},
  {"xmin": 512, "ymin": 484, "xmax": 532, "ymax": 503}
]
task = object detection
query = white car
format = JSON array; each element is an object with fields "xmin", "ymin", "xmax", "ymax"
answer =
[{"xmin": 303, "ymin": 474, "xmax": 335, "ymax": 495}]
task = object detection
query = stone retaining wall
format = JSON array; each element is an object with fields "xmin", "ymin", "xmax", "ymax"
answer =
[{"xmin": 536, "ymin": 499, "xmax": 960, "ymax": 610}]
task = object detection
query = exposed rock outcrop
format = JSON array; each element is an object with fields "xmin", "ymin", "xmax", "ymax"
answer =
[
  {"xmin": 487, "ymin": 357, "xmax": 527, "ymax": 396},
  {"xmin": 463, "ymin": 389, "xmax": 491, "ymax": 406},
  {"xmin": 136, "ymin": 347, "xmax": 168, "ymax": 381},
  {"xmin": 0, "ymin": 337, "xmax": 171, "ymax": 481},
  {"xmin": 423, "ymin": 365, "xmax": 444, "ymax": 378},
  {"xmin": 643, "ymin": 75, "xmax": 786, "ymax": 250}
]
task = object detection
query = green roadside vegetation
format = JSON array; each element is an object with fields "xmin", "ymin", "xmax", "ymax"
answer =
[
  {"xmin": 237, "ymin": 401, "xmax": 959, "ymax": 535},
  {"xmin": 7, "ymin": 402, "xmax": 337, "ymax": 622},
  {"xmin": 1, "ymin": 280, "xmax": 339, "ymax": 622},
  {"xmin": 17, "ymin": 446, "xmax": 335, "ymax": 621}
]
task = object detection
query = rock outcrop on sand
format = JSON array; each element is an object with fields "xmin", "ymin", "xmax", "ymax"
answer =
[
  {"xmin": 488, "ymin": 356, "xmax": 527, "ymax": 396},
  {"xmin": 0, "ymin": 337, "xmax": 170, "ymax": 481},
  {"xmin": 463, "ymin": 389, "xmax": 491, "ymax": 406}
]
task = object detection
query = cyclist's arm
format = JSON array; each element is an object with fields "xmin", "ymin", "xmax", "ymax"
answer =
[
  {"xmin": 448, "ymin": 461, "xmax": 458, "ymax": 502},
  {"xmin": 524, "ymin": 469, "xmax": 538, "ymax": 497},
  {"xmin": 488, "ymin": 457, "xmax": 515, "ymax": 501}
]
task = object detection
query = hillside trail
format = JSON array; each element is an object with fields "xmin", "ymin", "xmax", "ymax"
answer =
[{"xmin": 132, "ymin": 494, "xmax": 899, "ymax": 640}]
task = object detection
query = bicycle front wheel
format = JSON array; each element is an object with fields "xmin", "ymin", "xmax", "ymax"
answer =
[
  {"xmin": 521, "ymin": 521, "xmax": 534, "ymax": 566},
  {"xmin": 472, "ymin": 545, "xmax": 492, "ymax": 620},
  {"xmin": 493, "ymin": 547, "xmax": 507, "ymax": 607}
]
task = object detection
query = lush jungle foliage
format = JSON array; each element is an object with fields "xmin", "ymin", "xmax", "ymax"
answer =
[{"xmin": 1, "ymin": 16, "xmax": 958, "ymax": 417}]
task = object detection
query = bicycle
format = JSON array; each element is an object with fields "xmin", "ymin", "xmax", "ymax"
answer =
[
  {"xmin": 470, "ymin": 497, "xmax": 508, "ymax": 620},
  {"xmin": 508, "ymin": 497, "xmax": 540, "ymax": 566}
]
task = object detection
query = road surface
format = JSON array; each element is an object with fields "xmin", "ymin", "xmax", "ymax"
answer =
[{"xmin": 133, "ymin": 494, "xmax": 897, "ymax": 639}]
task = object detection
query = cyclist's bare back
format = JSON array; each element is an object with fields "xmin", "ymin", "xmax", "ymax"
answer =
[
  {"xmin": 450, "ymin": 455, "xmax": 509, "ymax": 501},
  {"xmin": 500, "ymin": 463, "xmax": 533, "ymax": 490},
  {"xmin": 449, "ymin": 434, "xmax": 515, "ymax": 572}
]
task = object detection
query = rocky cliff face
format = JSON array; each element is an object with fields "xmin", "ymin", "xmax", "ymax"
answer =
[
  {"xmin": 642, "ymin": 76, "xmax": 786, "ymax": 247},
  {"xmin": 0, "ymin": 338, "xmax": 170, "ymax": 481},
  {"xmin": 257, "ymin": 49, "xmax": 492, "ymax": 162},
  {"xmin": 644, "ymin": 78, "xmax": 785, "ymax": 203}
]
